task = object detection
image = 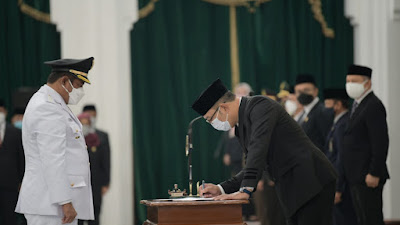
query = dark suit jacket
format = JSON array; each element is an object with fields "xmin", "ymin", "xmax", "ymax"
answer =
[
  {"xmin": 220, "ymin": 96, "xmax": 337, "ymax": 217},
  {"xmin": 301, "ymin": 101, "xmax": 334, "ymax": 151},
  {"xmin": 0, "ymin": 124, "xmax": 25, "ymax": 191},
  {"xmin": 324, "ymin": 112, "xmax": 349, "ymax": 193},
  {"xmin": 88, "ymin": 129, "xmax": 111, "ymax": 206},
  {"xmin": 343, "ymin": 92, "xmax": 389, "ymax": 184}
]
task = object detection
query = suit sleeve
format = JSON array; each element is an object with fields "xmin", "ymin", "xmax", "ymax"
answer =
[
  {"xmin": 241, "ymin": 101, "xmax": 278, "ymax": 189},
  {"xmin": 321, "ymin": 108, "xmax": 334, "ymax": 139},
  {"xmin": 100, "ymin": 132, "xmax": 111, "ymax": 186},
  {"xmin": 366, "ymin": 102, "xmax": 389, "ymax": 178},
  {"xmin": 220, "ymin": 170, "xmax": 244, "ymax": 194},
  {"xmin": 36, "ymin": 110, "xmax": 71, "ymax": 204},
  {"xmin": 317, "ymin": 107, "xmax": 334, "ymax": 148},
  {"xmin": 335, "ymin": 122, "xmax": 346, "ymax": 193}
]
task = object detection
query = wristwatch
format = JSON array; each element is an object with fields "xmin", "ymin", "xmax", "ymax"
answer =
[{"xmin": 239, "ymin": 187, "xmax": 254, "ymax": 197}]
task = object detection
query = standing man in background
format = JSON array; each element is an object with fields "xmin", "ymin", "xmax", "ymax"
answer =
[
  {"xmin": 343, "ymin": 65, "xmax": 389, "ymax": 225},
  {"xmin": 80, "ymin": 105, "xmax": 111, "ymax": 225},
  {"xmin": 15, "ymin": 57, "xmax": 95, "ymax": 225},
  {"xmin": 11, "ymin": 108, "xmax": 25, "ymax": 130},
  {"xmin": 323, "ymin": 89, "xmax": 357, "ymax": 225},
  {"xmin": 294, "ymin": 74, "xmax": 333, "ymax": 151},
  {"xmin": 0, "ymin": 99, "xmax": 25, "ymax": 225}
]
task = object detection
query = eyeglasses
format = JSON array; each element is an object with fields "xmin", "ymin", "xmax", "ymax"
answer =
[{"xmin": 205, "ymin": 107, "xmax": 219, "ymax": 124}]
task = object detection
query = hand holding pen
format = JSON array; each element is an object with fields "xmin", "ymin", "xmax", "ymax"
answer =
[{"xmin": 199, "ymin": 181, "xmax": 221, "ymax": 198}]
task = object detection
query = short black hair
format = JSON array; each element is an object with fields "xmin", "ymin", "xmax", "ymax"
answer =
[
  {"xmin": 83, "ymin": 105, "xmax": 96, "ymax": 112},
  {"xmin": 47, "ymin": 72, "xmax": 75, "ymax": 84}
]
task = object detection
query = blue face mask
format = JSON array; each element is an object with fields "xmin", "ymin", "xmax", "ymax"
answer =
[{"xmin": 14, "ymin": 120, "xmax": 23, "ymax": 129}]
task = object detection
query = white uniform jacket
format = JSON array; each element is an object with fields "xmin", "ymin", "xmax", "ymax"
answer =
[{"xmin": 15, "ymin": 85, "xmax": 94, "ymax": 220}]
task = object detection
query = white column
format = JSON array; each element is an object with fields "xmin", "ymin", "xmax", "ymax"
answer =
[
  {"xmin": 345, "ymin": 0, "xmax": 400, "ymax": 219},
  {"xmin": 50, "ymin": 0, "xmax": 138, "ymax": 224}
]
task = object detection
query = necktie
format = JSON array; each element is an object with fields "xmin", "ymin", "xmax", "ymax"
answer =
[
  {"xmin": 327, "ymin": 124, "xmax": 336, "ymax": 153},
  {"xmin": 350, "ymin": 101, "xmax": 359, "ymax": 117}
]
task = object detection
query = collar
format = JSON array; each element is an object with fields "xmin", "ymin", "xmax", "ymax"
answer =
[
  {"xmin": 41, "ymin": 84, "xmax": 66, "ymax": 107},
  {"xmin": 236, "ymin": 97, "xmax": 242, "ymax": 127},
  {"xmin": 41, "ymin": 85, "xmax": 81, "ymax": 126},
  {"xmin": 334, "ymin": 110, "xmax": 348, "ymax": 124},
  {"xmin": 0, "ymin": 122, "xmax": 5, "ymax": 140},
  {"xmin": 303, "ymin": 97, "xmax": 319, "ymax": 114},
  {"xmin": 355, "ymin": 88, "xmax": 372, "ymax": 104}
]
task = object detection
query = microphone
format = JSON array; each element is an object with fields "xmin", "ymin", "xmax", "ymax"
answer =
[
  {"xmin": 185, "ymin": 115, "xmax": 202, "ymax": 196},
  {"xmin": 186, "ymin": 116, "xmax": 202, "ymax": 156}
]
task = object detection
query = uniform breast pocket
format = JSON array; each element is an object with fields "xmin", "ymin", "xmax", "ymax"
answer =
[
  {"xmin": 69, "ymin": 123, "xmax": 82, "ymax": 140},
  {"xmin": 68, "ymin": 175, "xmax": 87, "ymax": 188}
]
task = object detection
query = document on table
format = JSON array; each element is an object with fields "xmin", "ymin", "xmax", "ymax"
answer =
[{"xmin": 152, "ymin": 197, "xmax": 214, "ymax": 202}]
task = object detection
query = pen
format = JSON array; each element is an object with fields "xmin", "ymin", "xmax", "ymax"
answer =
[{"xmin": 202, "ymin": 180, "xmax": 205, "ymax": 190}]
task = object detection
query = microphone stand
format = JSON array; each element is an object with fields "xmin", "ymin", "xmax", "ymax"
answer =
[{"xmin": 185, "ymin": 116, "xmax": 202, "ymax": 196}]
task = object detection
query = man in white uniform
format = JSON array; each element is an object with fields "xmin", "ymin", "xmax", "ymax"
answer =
[{"xmin": 15, "ymin": 57, "xmax": 95, "ymax": 225}]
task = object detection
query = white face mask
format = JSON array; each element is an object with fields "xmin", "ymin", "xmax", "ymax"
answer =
[
  {"xmin": 82, "ymin": 124, "xmax": 95, "ymax": 136},
  {"xmin": 210, "ymin": 108, "xmax": 231, "ymax": 131},
  {"xmin": 90, "ymin": 117, "xmax": 97, "ymax": 129},
  {"xmin": 0, "ymin": 112, "xmax": 5, "ymax": 124},
  {"xmin": 62, "ymin": 79, "xmax": 85, "ymax": 105},
  {"xmin": 346, "ymin": 80, "xmax": 367, "ymax": 99},
  {"xmin": 82, "ymin": 125, "xmax": 91, "ymax": 136},
  {"xmin": 285, "ymin": 100, "xmax": 298, "ymax": 116}
]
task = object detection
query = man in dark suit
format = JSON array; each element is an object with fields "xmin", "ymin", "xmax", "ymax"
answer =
[
  {"xmin": 194, "ymin": 79, "xmax": 337, "ymax": 225},
  {"xmin": 294, "ymin": 75, "xmax": 334, "ymax": 151},
  {"xmin": 343, "ymin": 65, "xmax": 389, "ymax": 225},
  {"xmin": 0, "ymin": 99, "xmax": 25, "ymax": 225},
  {"xmin": 78, "ymin": 105, "xmax": 111, "ymax": 225},
  {"xmin": 323, "ymin": 89, "xmax": 357, "ymax": 225}
]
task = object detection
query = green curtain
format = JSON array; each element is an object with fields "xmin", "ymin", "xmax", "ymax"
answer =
[
  {"xmin": 0, "ymin": 0, "xmax": 60, "ymax": 114},
  {"xmin": 131, "ymin": 1, "xmax": 232, "ymax": 224},
  {"xmin": 131, "ymin": 0, "xmax": 352, "ymax": 224},
  {"xmin": 237, "ymin": 0, "xmax": 353, "ymax": 92}
]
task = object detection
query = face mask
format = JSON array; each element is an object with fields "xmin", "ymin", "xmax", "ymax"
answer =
[
  {"xmin": 210, "ymin": 108, "xmax": 231, "ymax": 131},
  {"xmin": 285, "ymin": 100, "xmax": 298, "ymax": 116},
  {"xmin": 346, "ymin": 80, "xmax": 367, "ymax": 99},
  {"xmin": 0, "ymin": 112, "xmax": 5, "ymax": 124},
  {"xmin": 90, "ymin": 117, "xmax": 97, "ymax": 129},
  {"xmin": 82, "ymin": 125, "xmax": 91, "ymax": 136},
  {"xmin": 62, "ymin": 79, "xmax": 85, "ymax": 105},
  {"xmin": 14, "ymin": 120, "xmax": 23, "ymax": 129},
  {"xmin": 297, "ymin": 93, "xmax": 314, "ymax": 106}
]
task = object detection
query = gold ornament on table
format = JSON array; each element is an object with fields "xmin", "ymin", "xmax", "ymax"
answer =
[
  {"xmin": 168, "ymin": 182, "xmax": 202, "ymax": 198},
  {"xmin": 168, "ymin": 184, "xmax": 187, "ymax": 198}
]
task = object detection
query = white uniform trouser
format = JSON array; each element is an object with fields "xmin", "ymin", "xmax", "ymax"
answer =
[{"xmin": 25, "ymin": 214, "xmax": 78, "ymax": 225}]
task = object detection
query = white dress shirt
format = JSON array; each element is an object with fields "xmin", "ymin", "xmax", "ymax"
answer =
[
  {"xmin": 0, "ymin": 121, "xmax": 5, "ymax": 143},
  {"xmin": 355, "ymin": 88, "xmax": 373, "ymax": 105},
  {"xmin": 302, "ymin": 97, "xmax": 320, "ymax": 119}
]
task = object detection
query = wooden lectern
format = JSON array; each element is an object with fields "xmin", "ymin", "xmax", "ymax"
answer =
[{"xmin": 140, "ymin": 199, "xmax": 248, "ymax": 225}]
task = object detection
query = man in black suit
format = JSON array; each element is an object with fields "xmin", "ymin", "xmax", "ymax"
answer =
[
  {"xmin": 294, "ymin": 75, "xmax": 334, "ymax": 151},
  {"xmin": 323, "ymin": 89, "xmax": 357, "ymax": 225},
  {"xmin": 0, "ymin": 100, "xmax": 25, "ymax": 225},
  {"xmin": 194, "ymin": 79, "xmax": 337, "ymax": 225},
  {"xmin": 343, "ymin": 65, "xmax": 389, "ymax": 225},
  {"xmin": 78, "ymin": 105, "xmax": 111, "ymax": 225}
]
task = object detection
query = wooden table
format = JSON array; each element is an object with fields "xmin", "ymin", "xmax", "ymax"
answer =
[{"xmin": 140, "ymin": 199, "xmax": 249, "ymax": 225}]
